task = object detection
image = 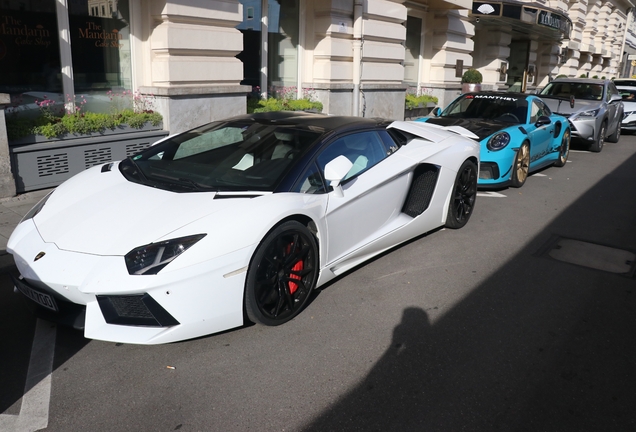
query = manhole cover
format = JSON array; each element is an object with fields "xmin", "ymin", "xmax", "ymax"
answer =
[{"xmin": 547, "ymin": 238, "xmax": 636, "ymax": 275}]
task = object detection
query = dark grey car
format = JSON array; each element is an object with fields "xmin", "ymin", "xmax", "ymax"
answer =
[{"xmin": 538, "ymin": 78, "xmax": 623, "ymax": 152}]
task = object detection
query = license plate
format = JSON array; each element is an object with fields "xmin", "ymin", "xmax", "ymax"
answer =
[{"xmin": 14, "ymin": 277, "xmax": 58, "ymax": 312}]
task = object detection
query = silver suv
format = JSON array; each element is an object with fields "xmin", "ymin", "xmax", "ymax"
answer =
[{"xmin": 538, "ymin": 78, "xmax": 623, "ymax": 152}]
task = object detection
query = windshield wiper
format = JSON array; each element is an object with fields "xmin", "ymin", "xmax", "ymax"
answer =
[
  {"xmin": 150, "ymin": 172, "xmax": 218, "ymax": 192},
  {"xmin": 126, "ymin": 157, "xmax": 149, "ymax": 182}
]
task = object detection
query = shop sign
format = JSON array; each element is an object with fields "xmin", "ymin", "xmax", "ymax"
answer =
[
  {"xmin": 537, "ymin": 10, "xmax": 565, "ymax": 32},
  {"xmin": 0, "ymin": 14, "xmax": 53, "ymax": 49},
  {"xmin": 78, "ymin": 21, "xmax": 123, "ymax": 49}
]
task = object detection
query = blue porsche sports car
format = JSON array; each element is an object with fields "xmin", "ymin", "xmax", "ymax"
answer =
[{"xmin": 417, "ymin": 92, "xmax": 571, "ymax": 188}]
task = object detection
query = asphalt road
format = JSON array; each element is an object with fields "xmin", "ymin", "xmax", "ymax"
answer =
[{"xmin": 2, "ymin": 136, "xmax": 636, "ymax": 432}]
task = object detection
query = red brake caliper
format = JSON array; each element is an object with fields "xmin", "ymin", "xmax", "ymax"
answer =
[{"xmin": 286, "ymin": 243, "xmax": 303, "ymax": 295}]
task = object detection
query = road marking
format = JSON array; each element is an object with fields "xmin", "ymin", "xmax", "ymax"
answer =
[
  {"xmin": 532, "ymin": 173, "xmax": 547, "ymax": 177},
  {"xmin": 0, "ymin": 319, "xmax": 56, "ymax": 432},
  {"xmin": 569, "ymin": 149, "xmax": 587, "ymax": 153},
  {"xmin": 477, "ymin": 191, "xmax": 507, "ymax": 198}
]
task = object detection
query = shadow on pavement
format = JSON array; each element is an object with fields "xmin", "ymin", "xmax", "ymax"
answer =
[
  {"xmin": 0, "ymin": 270, "xmax": 89, "ymax": 415},
  {"xmin": 303, "ymin": 153, "xmax": 636, "ymax": 430}
]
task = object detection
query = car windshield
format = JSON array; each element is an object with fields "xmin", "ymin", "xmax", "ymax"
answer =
[
  {"xmin": 440, "ymin": 94, "xmax": 528, "ymax": 124},
  {"xmin": 540, "ymin": 82, "xmax": 604, "ymax": 101},
  {"xmin": 119, "ymin": 120, "xmax": 322, "ymax": 192}
]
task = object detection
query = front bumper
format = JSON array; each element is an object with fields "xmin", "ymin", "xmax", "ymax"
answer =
[
  {"xmin": 621, "ymin": 113, "xmax": 636, "ymax": 130},
  {"xmin": 567, "ymin": 117, "xmax": 597, "ymax": 141},
  {"xmin": 477, "ymin": 146, "xmax": 516, "ymax": 188},
  {"xmin": 8, "ymin": 219, "xmax": 251, "ymax": 344}
]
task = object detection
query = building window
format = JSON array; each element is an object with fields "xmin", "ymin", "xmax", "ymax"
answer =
[
  {"xmin": 0, "ymin": 0, "xmax": 132, "ymax": 117},
  {"xmin": 237, "ymin": 0, "xmax": 299, "ymax": 96},
  {"xmin": 404, "ymin": 16, "xmax": 422, "ymax": 86}
]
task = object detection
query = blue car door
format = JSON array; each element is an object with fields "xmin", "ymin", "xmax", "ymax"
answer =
[{"xmin": 525, "ymin": 99, "xmax": 554, "ymax": 165}]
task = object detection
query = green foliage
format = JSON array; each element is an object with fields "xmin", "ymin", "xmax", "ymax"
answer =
[
  {"xmin": 9, "ymin": 110, "xmax": 163, "ymax": 140},
  {"xmin": 248, "ymin": 97, "xmax": 323, "ymax": 113},
  {"xmin": 580, "ymin": 74, "xmax": 587, "ymax": 78},
  {"xmin": 461, "ymin": 68, "xmax": 483, "ymax": 84},
  {"xmin": 6, "ymin": 90, "xmax": 162, "ymax": 140},
  {"xmin": 592, "ymin": 75, "xmax": 599, "ymax": 79},
  {"xmin": 556, "ymin": 74, "xmax": 568, "ymax": 79},
  {"xmin": 405, "ymin": 93, "xmax": 439, "ymax": 109}
]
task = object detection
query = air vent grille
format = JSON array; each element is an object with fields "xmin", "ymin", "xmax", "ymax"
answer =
[{"xmin": 37, "ymin": 153, "xmax": 70, "ymax": 177}]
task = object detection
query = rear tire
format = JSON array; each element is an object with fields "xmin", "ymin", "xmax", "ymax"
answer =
[
  {"xmin": 445, "ymin": 160, "xmax": 477, "ymax": 229},
  {"xmin": 553, "ymin": 129, "xmax": 570, "ymax": 167}
]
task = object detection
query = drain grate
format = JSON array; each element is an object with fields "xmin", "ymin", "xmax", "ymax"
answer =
[{"xmin": 542, "ymin": 237, "xmax": 636, "ymax": 275}]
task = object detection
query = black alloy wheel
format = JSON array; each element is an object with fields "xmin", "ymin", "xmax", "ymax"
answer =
[
  {"xmin": 445, "ymin": 160, "xmax": 477, "ymax": 229},
  {"xmin": 245, "ymin": 221, "xmax": 318, "ymax": 326},
  {"xmin": 554, "ymin": 129, "xmax": 570, "ymax": 167}
]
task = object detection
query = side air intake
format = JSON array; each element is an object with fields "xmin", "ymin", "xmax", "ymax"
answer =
[{"xmin": 401, "ymin": 164, "xmax": 440, "ymax": 218}]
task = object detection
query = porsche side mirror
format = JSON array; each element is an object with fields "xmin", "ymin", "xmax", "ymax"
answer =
[
  {"xmin": 324, "ymin": 155, "xmax": 353, "ymax": 197},
  {"xmin": 535, "ymin": 116, "xmax": 552, "ymax": 127},
  {"xmin": 432, "ymin": 107, "xmax": 442, "ymax": 117}
]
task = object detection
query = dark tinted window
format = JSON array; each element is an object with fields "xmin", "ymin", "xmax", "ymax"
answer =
[{"xmin": 120, "ymin": 120, "xmax": 321, "ymax": 192}]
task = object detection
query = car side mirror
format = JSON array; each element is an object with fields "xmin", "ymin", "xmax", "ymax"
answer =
[
  {"xmin": 324, "ymin": 155, "xmax": 353, "ymax": 197},
  {"xmin": 610, "ymin": 94, "xmax": 623, "ymax": 103},
  {"xmin": 432, "ymin": 107, "xmax": 442, "ymax": 117},
  {"xmin": 535, "ymin": 115, "xmax": 552, "ymax": 127}
]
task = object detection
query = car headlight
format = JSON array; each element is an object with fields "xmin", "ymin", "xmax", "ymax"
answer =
[
  {"xmin": 21, "ymin": 191, "xmax": 53, "ymax": 223},
  {"xmin": 574, "ymin": 108, "xmax": 600, "ymax": 118},
  {"xmin": 624, "ymin": 111, "xmax": 634, "ymax": 117},
  {"xmin": 125, "ymin": 234, "xmax": 206, "ymax": 275},
  {"xmin": 486, "ymin": 132, "xmax": 511, "ymax": 151}
]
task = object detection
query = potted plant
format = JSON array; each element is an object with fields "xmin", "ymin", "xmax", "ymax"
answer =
[{"xmin": 461, "ymin": 68, "xmax": 483, "ymax": 93}]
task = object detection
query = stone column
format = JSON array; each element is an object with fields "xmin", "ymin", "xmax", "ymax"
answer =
[
  {"xmin": 0, "ymin": 94, "xmax": 17, "ymax": 198},
  {"xmin": 138, "ymin": 0, "xmax": 251, "ymax": 134}
]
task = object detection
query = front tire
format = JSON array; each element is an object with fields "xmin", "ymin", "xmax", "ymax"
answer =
[
  {"xmin": 590, "ymin": 122, "xmax": 606, "ymax": 152},
  {"xmin": 445, "ymin": 160, "xmax": 477, "ymax": 229},
  {"xmin": 245, "ymin": 221, "xmax": 318, "ymax": 326},
  {"xmin": 607, "ymin": 119, "xmax": 621, "ymax": 143},
  {"xmin": 553, "ymin": 129, "xmax": 570, "ymax": 167},
  {"xmin": 510, "ymin": 142, "xmax": 530, "ymax": 188}
]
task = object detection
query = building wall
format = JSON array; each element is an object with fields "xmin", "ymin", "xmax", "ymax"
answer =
[{"xmin": 137, "ymin": 0, "xmax": 251, "ymax": 133}]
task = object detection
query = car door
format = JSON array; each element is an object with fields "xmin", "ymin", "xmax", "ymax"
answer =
[
  {"xmin": 315, "ymin": 130, "xmax": 411, "ymax": 265},
  {"xmin": 525, "ymin": 98, "xmax": 553, "ymax": 164},
  {"xmin": 606, "ymin": 82, "xmax": 622, "ymax": 131}
]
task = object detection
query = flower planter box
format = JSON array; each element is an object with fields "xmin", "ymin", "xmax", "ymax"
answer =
[
  {"xmin": 9, "ymin": 125, "xmax": 168, "ymax": 193},
  {"xmin": 404, "ymin": 102, "xmax": 437, "ymax": 120}
]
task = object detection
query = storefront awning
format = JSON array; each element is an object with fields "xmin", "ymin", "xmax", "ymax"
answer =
[{"xmin": 470, "ymin": 0, "xmax": 571, "ymax": 41}]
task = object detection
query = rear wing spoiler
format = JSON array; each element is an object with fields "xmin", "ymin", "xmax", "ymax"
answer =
[{"xmin": 388, "ymin": 120, "xmax": 479, "ymax": 142}]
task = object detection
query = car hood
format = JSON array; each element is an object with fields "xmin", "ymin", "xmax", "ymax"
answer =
[
  {"xmin": 622, "ymin": 101, "xmax": 636, "ymax": 112},
  {"xmin": 421, "ymin": 117, "xmax": 510, "ymax": 140},
  {"xmin": 539, "ymin": 96, "xmax": 603, "ymax": 115},
  {"xmin": 33, "ymin": 164, "xmax": 264, "ymax": 255}
]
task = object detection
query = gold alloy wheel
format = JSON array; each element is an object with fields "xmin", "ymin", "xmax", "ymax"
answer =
[{"xmin": 514, "ymin": 143, "xmax": 530, "ymax": 184}]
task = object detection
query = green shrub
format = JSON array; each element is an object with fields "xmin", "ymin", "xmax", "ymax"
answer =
[
  {"xmin": 405, "ymin": 93, "xmax": 439, "ymax": 109},
  {"xmin": 461, "ymin": 68, "xmax": 483, "ymax": 84},
  {"xmin": 248, "ymin": 97, "xmax": 323, "ymax": 113},
  {"xmin": 10, "ymin": 110, "xmax": 163, "ymax": 139},
  {"xmin": 580, "ymin": 74, "xmax": 587, "ymax": 78},
  {"xmin": 556, "ymin": 74, "xmax": 568, "ymax": 79}
]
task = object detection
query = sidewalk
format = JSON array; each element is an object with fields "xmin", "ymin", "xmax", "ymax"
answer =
[{"xmin": 0, "ymin": 188, "xmax": 53, "ymax": 269}]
